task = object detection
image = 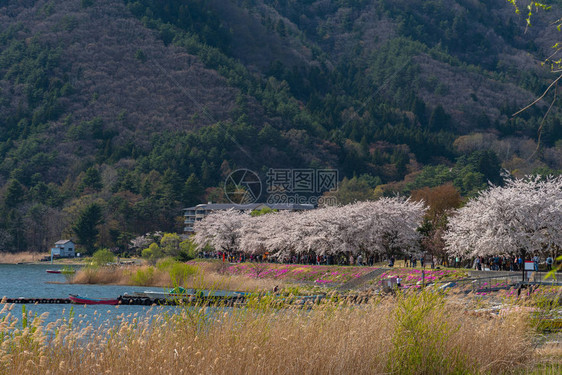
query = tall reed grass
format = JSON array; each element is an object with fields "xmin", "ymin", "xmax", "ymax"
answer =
[
  {"xmin": 70, "ymin": 260, "xmax": 282, "ymax": 292},
  {"xmin": 0, "ymin": 290, "xmax": 559, "ymax": 374},
  {"xmin": 0, "ymin": 252, "xmax": 48, "ymax": 264}
]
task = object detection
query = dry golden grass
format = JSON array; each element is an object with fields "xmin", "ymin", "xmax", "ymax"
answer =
[
  {"xmin": 71, "ymin": 265, "xmax": 169, "ymax": 286},
  {"xmin": 0, "ymin": 252, "xmax": 48, "ymax": 264},
  {"xmin": 1, "ymin": 291, "xmax": 559, "ymax": 375},
  {"xmin": 192, "ymin": 272, "xmax": 280, "ymax": 292},
  {"xmin": 534, "ymin": 342, "xmax": 562, "ymax": 369},
  {"xmin": 70, "ymin": 263, "xmax": 283, "ymax": 292}
]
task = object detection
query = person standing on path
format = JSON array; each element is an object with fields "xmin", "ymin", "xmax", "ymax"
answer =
[
  {"xmin": 546, "ymin": 256, "xmax": 553, "ymax": 271},
  {"xmin": 533, "ymin": 255, "xmax": 540, "ymax": 272}
]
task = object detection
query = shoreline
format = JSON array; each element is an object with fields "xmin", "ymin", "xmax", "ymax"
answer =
[
  {"xmin": 0, "ymin": 259, "xmax": 85, "ymax": 266},
  {"xmin": 0, "ymin": 251, "xmax": 50, "ymax": 264}
]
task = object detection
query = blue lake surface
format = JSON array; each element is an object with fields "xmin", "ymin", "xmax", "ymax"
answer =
[{"xmin": 0, "ymin": 263, "xmax": 183, "ymax": 324}]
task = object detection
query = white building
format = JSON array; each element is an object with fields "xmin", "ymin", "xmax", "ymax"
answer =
[
  {"xmin": 51, "ymin": 240, "xmax": 75, "ymax": 258},
  {"xmin": 183, "ymin": 202, "xmax": 315, "ymax": 234}
]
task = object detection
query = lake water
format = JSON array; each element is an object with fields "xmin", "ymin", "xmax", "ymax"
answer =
[{"xmin": 0, "ymin": 263, "xmax": 183, "ymax": 325}]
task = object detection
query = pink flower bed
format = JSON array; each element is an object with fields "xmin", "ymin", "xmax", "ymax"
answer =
[
  {"xmin": 378, "ymin": 268, "xmax": 467, "ymax": 287},
  {"xmin": 226, "ymin": 263, "xmax": 377, "ymax": 283}
]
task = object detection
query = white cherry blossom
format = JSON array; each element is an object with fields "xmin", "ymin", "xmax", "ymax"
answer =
[
  {"xmin": 445, "ymin": 176, "xmax": 562, "ymax": 258},
  {"xmin": 193, "ymin": 198, "xmax": 426, "ymax": 259}
]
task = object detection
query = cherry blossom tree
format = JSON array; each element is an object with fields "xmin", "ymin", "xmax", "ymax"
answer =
[
  {"xmin": 130, "ymin": 232, "xmax": 163, "ymax": 251},
  {"xmin": 238, "ymin": 212, "xmax": 287, "ymax": 257},
  {"xmin": 366, "ymin": 198, "xmax": 427, "ymax": 258},
  {"xmin": 194, "ymin": 198, "xmax": 426, "ymax": 262},
  {"xmin": 193, "ymin": 209, "xmax": 249, "ymax": 253},
  {"xmin": 445, "ymin": 176, "xmax": 562, "ymax": 260},
  {"xmin": 292, "ymin": 199, "xmax": 425, "ymax": 260}
]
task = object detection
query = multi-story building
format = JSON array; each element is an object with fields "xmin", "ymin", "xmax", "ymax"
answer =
[
  {"xmin": 51, "ymin": 240, "xmax": 76, "ymax": 258},
  {"xmin": 183, "ymin": 202, "xmax": 314, "ymax": 235}
]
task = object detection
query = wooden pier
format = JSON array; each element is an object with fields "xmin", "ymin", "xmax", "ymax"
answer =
[
  {"xmin": 1, "ymin": 294, "xmax": 371, "ymax": 307},
  {"xmin": 1, "ymin": 295, "xmax": 248, "ymax": 306},
  {"xmin": 119, "ymin": 295, "xmax": 247, "ymax": 306},
  {"xmin": 2, "ymin": 297, "xmax": 72, "ymax": 304}
]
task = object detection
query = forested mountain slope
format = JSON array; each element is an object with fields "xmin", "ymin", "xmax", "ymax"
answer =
[{"xmin": 0, "ymin": 0, "xmax": 561, "ymax": 253}]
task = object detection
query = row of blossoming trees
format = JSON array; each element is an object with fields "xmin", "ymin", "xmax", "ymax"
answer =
[
  {"xmin": 193, "ymin": 198, "xmax": 426, "ymax": 262},
  {"xmin": 193, "ymin": 177, "xmax": 562, "ymax": 262}
]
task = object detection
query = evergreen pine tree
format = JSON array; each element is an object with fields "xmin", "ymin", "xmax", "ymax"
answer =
[
  {"xmin": 4, "ymin": 179, "xmax": 25, "ymax": 208},
  {"xmin": 72, "ymin": 203, "xmax": 103, "ymax": 255},
  {"xmin": 183, "ymin": 173, "xmax": 204, "ymax": 206}
]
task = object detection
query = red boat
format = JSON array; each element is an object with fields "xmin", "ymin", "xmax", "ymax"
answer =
[
  {"xmin": 69, "ymin": 294, "xmax": 120, "ymax": 305},
  {"xmin": 46, "ymin": 270, "xmax": 61, "ymax": 274}
]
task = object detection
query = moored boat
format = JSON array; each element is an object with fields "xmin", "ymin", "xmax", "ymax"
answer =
[
  {"xmin": 69, "ymin": 294, "xmax": 120, "ymax": 305},
  {"xmin": 46, "ymin": 269, "xmax": 76, "ymax": 274}
]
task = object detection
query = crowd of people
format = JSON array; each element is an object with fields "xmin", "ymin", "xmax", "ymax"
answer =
[
  {"xmin": 470, "ymin": 255, "xmax": 555, "ymax": 271},
  {"xmin": 199, "ymin": 250, "xmax": 396, "ymax": 266},
  {"xmin": 198, "ymin": 249, "xmax": 557, "ymax": 275}
]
